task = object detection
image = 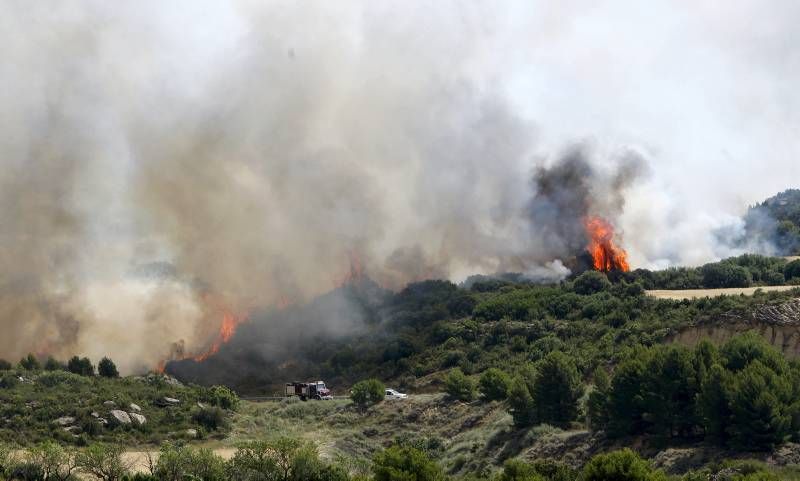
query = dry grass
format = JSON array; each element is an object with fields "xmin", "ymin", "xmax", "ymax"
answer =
[{"xmin": 647, "ymin": 285, "xmax": 798, "ymax": 300}]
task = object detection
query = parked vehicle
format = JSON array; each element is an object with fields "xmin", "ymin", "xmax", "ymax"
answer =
[
  {"xmin": 385, "ymin": 388, "xmax": 408, "ymax": 400},
  {"xmin": 285, "ymin": 381, "xmax": 333, "ymax": 400}
]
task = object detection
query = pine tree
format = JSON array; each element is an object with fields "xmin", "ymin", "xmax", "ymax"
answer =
[
  {"xmin": 699, "ymin": 363, "xmax": 731, "ymax": 443},
  {"xmin": 607, "ymin": 359, "xmax": 647, "ymax": 437},
  {"xmin": 587, "ymin": 367, "xmax": 610, "ymax": 431},
  {"xmin": 98, "ymin": 357, "xmax": 119, "ymax": 378},
  {"xmin": 531, "ymin": 352, "xmax": 583, "ymax": 427},
  {"xmin": 728, "ymin": 361, "xmax": 792, "ymax": 450},
  {"xmin": 508, "ymin": 377, "xmax": 536, "ymax": 428}
]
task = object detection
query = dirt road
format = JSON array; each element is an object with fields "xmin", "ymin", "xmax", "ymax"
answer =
[{"xmin": 647, "ymin": 285, "xmax": 798, "ymax": 300}]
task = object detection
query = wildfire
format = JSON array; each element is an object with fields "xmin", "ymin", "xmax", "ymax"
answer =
[
  {"xmin": 583, "ymin": 215, "xmax": 630, "ymax": 272},
  {"xmin": 194, "ymin": 312, "xmax": 243, "ymax": 362},
  {"xmin": 334, "ymin": 251, "xmax": 365, "ymax": 288}
]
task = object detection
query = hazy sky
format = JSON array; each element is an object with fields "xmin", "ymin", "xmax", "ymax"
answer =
[{"xmin": 0, "ymin": 0, "xmax": 798, "ymax": 370}]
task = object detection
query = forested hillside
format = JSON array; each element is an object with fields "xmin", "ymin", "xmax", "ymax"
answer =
[
  {"xmin": 742, "ymin": 189, "xmax": 800, "ymax": 255},
  {"xmin": 169, "ymin": 254, "xmax": 800, "ymax": 396}
]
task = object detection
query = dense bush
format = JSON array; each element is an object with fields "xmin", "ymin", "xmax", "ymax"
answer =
[
  {"xmin": 193, "ymin": 407, "xmax": 227, "ymax": 431},
  {"xmin": 350, "ymin": 378, "xmax": 386, "ymax": 408},
  {"xmin": 478, "ymin": 368, "xmax": 511, "ymax": 401},
  {"xmin": 372, "ymin": 445, "xmax": 446, "ymax": 481},
  {"xmin": 204, "ymin": 385, "xmax": 240, "ymax": 411},
  {"xmin": 0, "ymin": 359, "xmax": 10, "ymax": 371},
  {"xmin": 444, "ymin": 368, "xmax": 476, "ymax": 402},
  {"xmin": 582, "ymin": 449, "xmax": 666, "ymax": 481},
  {"xmin": 573, "ymin": 271, "xmax": 612, "ymax": 295}
]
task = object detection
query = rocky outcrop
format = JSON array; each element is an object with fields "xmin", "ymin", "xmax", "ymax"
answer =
[{"xmin": 668, "ymin": 298, "xmax": 800, "ymax": 357}]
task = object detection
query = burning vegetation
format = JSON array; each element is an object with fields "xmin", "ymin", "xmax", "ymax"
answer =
[{"xmin": 583, "ymin": 215, "xmax": 630, "ymax": 273}]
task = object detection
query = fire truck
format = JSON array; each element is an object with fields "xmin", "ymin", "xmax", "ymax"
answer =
[{"xmin": 285, "ymin": 381, "xmax": 333, "ymax": 401}]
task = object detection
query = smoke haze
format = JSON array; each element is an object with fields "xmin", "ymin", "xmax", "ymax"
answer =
[{"xmin": 0, "ymin": 1, "xmax": 798, "ymax": 372}]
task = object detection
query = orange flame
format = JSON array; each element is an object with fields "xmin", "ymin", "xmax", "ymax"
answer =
[
  {"xmin": 583, "ymin": 215, "xmax": 630, "ymax": 272},
  {"xmin": 194, "ymin": 312, "xmax": 243, "ymax": 362}
]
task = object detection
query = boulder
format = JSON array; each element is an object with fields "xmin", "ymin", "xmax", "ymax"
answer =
[
  {"xmin": 108, "ymin": 410, "xmax": 131, "ymax": 425},
  {"xmin": 90, "ymin": 412, "xmax": 99, "ymax": 418},
  {"xmin": 129, "ymin": 412, "xmax": 146, "ymax": 426},
  {"xmin": 129, "ymin": 403, "xmax": 141, "ymax": 412},
  {"xmin": 54, "ymin": 416, "xmax": 76, "ymax": 426},
  {"xmin": 63, "ymin": 426, "xmax": 82, "ymax": 434},
  {"xmin": 156, "ymin": 397, "xmax": 181, "ymax": 407},
  {"xmin": 185, "ymin": 428, "xmax": 198, "ymax": 439},
  {"xmin": 97, "ymin": 418, "xmax": 108, "ymax": 426},
  {"xmin": 103, "ymin": 400, "xmax": 116, "ymax": 408}
]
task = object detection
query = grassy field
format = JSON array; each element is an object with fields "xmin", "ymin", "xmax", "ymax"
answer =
[{"xmin": 646, "ymin": 285, "xmax": 799, "ymax": 300}]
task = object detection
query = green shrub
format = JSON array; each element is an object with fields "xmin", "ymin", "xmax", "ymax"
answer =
[
  {"xmin": 582, "ymin": 449, "xmax": 666, "ymax": 481},
  {"xmin": 350, "ymin": 379, "xmax": 386, "ymax": 408},
  {"xmin": 154, "ymin": 444, "xmax": 226, "ymax": 481},
  {"xmin": 37, "ymin": 371, "xmax": 91, "ymax": 388},
  {"xmin": 478, "ymin": 368, "xmax": 511, "ymax": 401},
  {"xmin": 372, "ymin": 445, "xmax": 445, "ymax": 481},
  {"xmin": 444, "ymin": 368, "xmax": 475, "ymax": 402},
  {"xmin": 204, "ymin": 385, "xmax": 240, "ymax": 410},
  {"xmin": 76, "ymin": 443, "xmax": 129, "ymax": 481},
  {"xmin": 0, "ymin": 373, "xmax": 19, "ymax": 389},
  {"xmin": 0, "ymin": 359, "xmax": 12, "ymax": 371},
  {"xmin": 193, "ymin": 407, "xmax": 227, "ymax": 431},
  {"xmin": 27, "ymin": 441, "xmax": 79, "ymax": 481},
  {"xmin": 573, "ymin": 271, "xmax": 612, "ymax": 295},
  {"xmin": 496, "ymin": 459, "xmax": 545, "ymax": 481}
]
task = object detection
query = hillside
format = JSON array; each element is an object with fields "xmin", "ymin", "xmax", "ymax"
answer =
[
  {"xmin": 168, "ymin": 254, "xmax": 800, "ymax": 395},
  {"xmin": 0, "ymin": 370, "xmax": 238, "ymax": 446},
  {"xmin": 742, "ymin": 189, "xmax": 800, "ymax": 255}
]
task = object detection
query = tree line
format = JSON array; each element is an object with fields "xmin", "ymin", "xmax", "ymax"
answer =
[{"xmin": 1, "ymin": 355, "xmax": 119, "ymax": 378}]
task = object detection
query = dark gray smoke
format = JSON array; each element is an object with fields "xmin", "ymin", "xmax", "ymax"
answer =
[{"xmin": 527, "ymin": 145, "xmax": 646, "ymax": 268}]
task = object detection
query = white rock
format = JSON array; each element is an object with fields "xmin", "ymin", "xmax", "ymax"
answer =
[
  {"xmin": 108, "ymin": 410, "xmax": 131, "ymax": 425},
  {"xmin": 54, "ymin": 416, "xmax": 76, "ymax": 426},
  {"xmin": 103, "ymin": 400, "xmax": 116, "ymax": 407},
  {"xmin": 129, "ymin": 403, "xmax": 141, "ymax": 412},
  {"xmin": 129, "ymin": 412, "xmax": 146, "ymax": 426},
  {"xmin": 185, "ymin": 428, "xmax": 198, "ymax": 438}
]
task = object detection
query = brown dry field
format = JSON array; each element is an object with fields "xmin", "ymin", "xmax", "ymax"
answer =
[{"xmin": 646, "ymin": 285, "xmax": 798, "ymax": 300}]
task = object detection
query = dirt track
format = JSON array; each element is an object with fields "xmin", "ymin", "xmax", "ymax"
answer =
[{"xmin": 647, "ymin": 285, "xmax": 798, "ymax": 300}]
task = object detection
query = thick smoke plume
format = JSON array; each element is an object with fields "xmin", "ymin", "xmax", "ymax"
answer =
[{"xmin": 0, "ymin": 1, "xmax": 798, "ymax": 372}]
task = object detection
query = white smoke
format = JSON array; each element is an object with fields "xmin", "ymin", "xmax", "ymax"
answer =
[{"xmin": 0, "ymin": 0, "xmax": 798, "ymax": 371}]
